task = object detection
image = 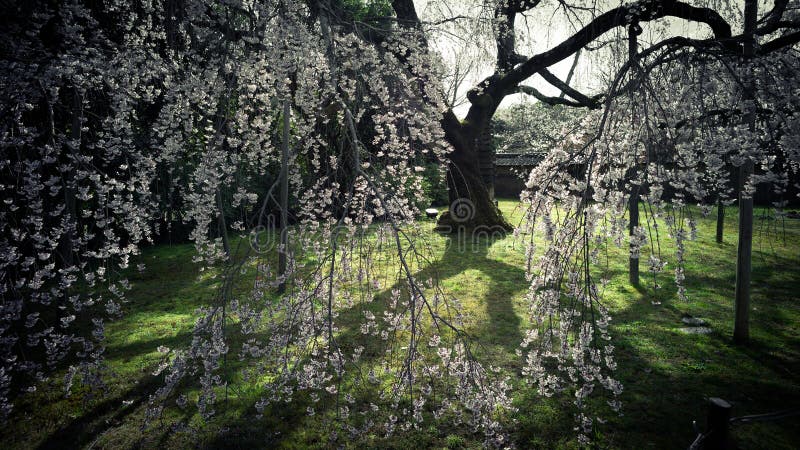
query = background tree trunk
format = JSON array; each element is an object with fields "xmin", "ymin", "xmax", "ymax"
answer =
[
  {"xmin": 628, "ymin": 24, "xmax": 640, "ymax": 286},
  {"xmin": 733, "ymin": 0, "xmax": 758, "ymax": 345},
  {"xmin": 279, "ymin": 100, "xmax": 290, "ymax": 292}
]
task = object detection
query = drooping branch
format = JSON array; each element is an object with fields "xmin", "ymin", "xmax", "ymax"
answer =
[
  {"xmin": 559, "ymin": 49, "xmax": 582, "ymax": 100},
  {"xmin": 673, "ymin": 107, "xmax": 777, "ymax": 130}
]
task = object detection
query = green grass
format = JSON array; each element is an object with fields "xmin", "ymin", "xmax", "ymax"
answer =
[{"xmin": 2, "ymin": 200, "xmax": 799, "ymax": 449}]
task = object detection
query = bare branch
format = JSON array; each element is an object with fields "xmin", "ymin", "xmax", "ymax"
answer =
[
  {"xmin": 538, "ymin": 68, "xmax": 602, "ymax": 109},
  {"xmin": 515, "ymin": 84, "xmax": 592, "ymax": 108},
  {"xmin": 761, "ymin": 29, "xmax": 800, "ymax": 53},
  {"xmin": 500, "ymin": 1, "xmax": 734, "ymax": 89}
]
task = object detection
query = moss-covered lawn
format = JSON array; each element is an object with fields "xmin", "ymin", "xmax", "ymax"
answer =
[{"xmin": 2, "ymin": 200, "xmax": 799, "ymax": 449}]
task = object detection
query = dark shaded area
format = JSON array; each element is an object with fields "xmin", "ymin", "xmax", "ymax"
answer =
[{"xmin": 37, "ymin": 374, "xmax": 162, "ymax": 450}]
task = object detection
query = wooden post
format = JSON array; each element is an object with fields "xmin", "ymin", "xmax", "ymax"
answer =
[
  {"xmin": 705, "ymin": 397, "xmax": 732, "ymax": 450},
  {"xmin": 734, "ymin": 0, "xmax": 757, "ymax": 345},
  {"xmin": 734, "ymin": 165, "xmax": 753, "ymax": 344},
  {"xmin": 278, "ymin": 100, "xmax": 290, "ymax": 292},
  {"xmin": 629, "ymin": 188, "xmax": 640, "ymax": 285},
  {"xmin": 216, "ymin": 189, "xmax": 230, "ymax": 257},
  {"xmin": 716, "ymin": 198, "xmax": 724, "ymax": 244}
]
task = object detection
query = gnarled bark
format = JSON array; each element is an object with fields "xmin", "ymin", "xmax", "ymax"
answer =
[{"xmin": 438, "ymin": 110, "xmax": 511, "ymax": 232}]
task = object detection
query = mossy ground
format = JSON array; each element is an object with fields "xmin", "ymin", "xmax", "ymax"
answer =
[{"xmin": 2, "ymin": 200, "xmax": 799, "ymax": 449}]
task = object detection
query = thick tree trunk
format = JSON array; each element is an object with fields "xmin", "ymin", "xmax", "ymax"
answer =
[
  {"xmin": 476, "ymin": 126, "xmax": 496, "ymax": 200},
  {"xmin": 437, "ymin": 111, "xmax": 511, "ymax": 232}
]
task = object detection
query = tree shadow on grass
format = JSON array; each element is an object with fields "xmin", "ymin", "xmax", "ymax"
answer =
[
  {"xmin": 410, "ymin": 232, "xmax": 528, "ymax": 353},
  {"xmin": 14, "ymin": 243, "xmax": 223, "ymax": 450},
  {"xmin": 597, "ymin": 269, "xmax": 800, "ymax": 448},
  {"xmin": 196, "ymin": 231, "xmax": 531, "ymax": 449},
  {"xmin": 608, "ymin": 328, "xmax": 800, "ymax": 449},
  {"xmin": 8, "ymin": 230, "xmax": 528, "ymax": 449},
  {"xmin": 36, "ymin": 374, "xmax": 163, "ymax": 450},
  {"xmin": 30, "ymin": 222, "xmax": 800, "ymax": 449}
]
